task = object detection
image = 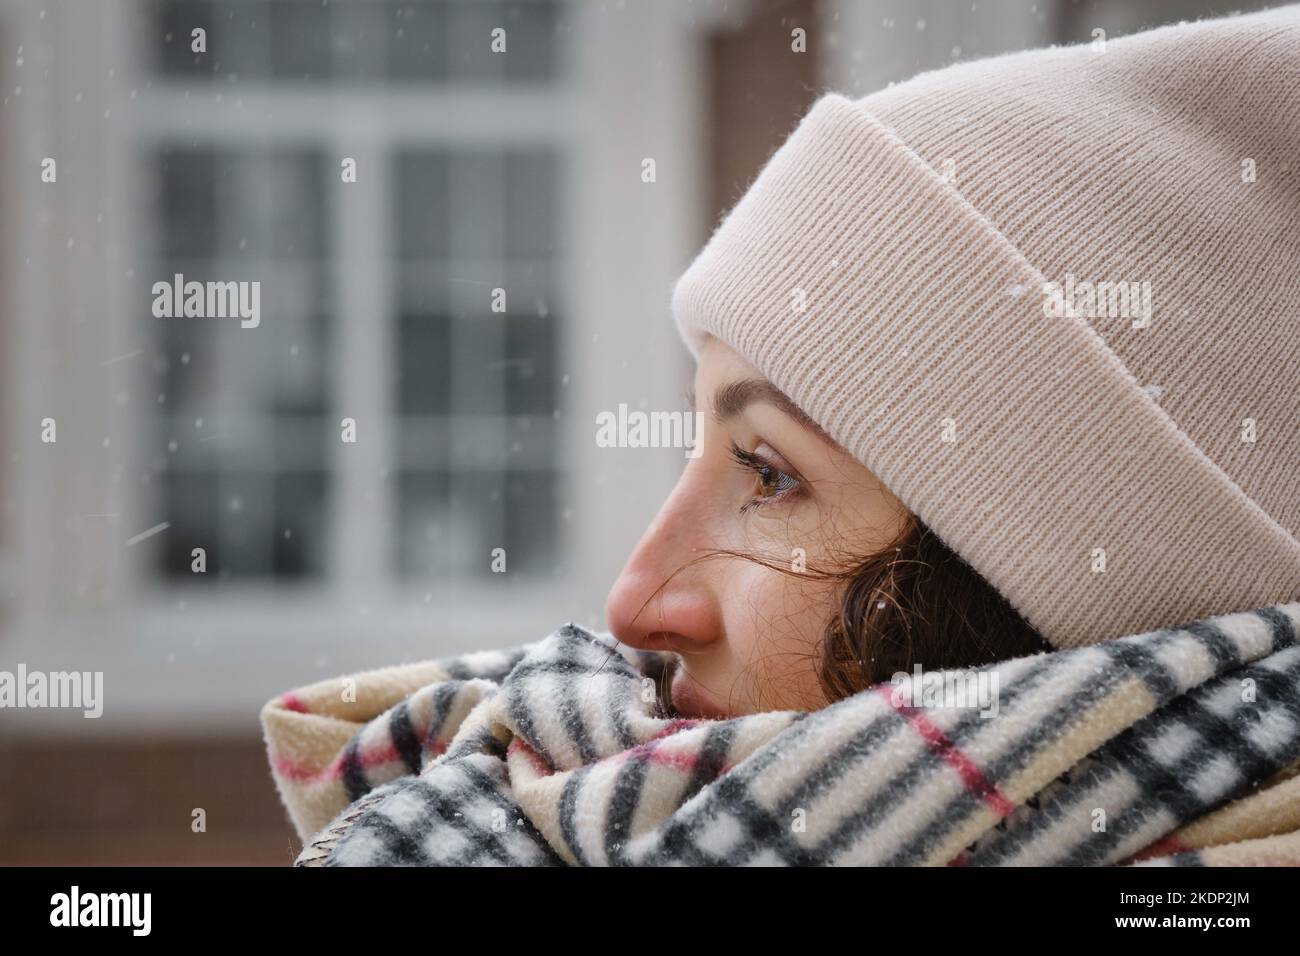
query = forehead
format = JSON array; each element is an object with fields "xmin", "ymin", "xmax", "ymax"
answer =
[
  {"xmin": 695, "ymin": 338, "xmax": 837, "ymax": 448},
  {"xmin": 696, "ymin": 334, "xmax": 760, "ymax": 377}
]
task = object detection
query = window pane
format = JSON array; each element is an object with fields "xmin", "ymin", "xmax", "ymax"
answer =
[
  {"xmin": 451, "ymin": 152, "xmax": 505, "ymax": 260},
  {"xmin": 152, "ymin": 0, "xmax": 219, "ymax": 79},
  {"xmin": 269, "ymin": 0, "xmax": 335, "ymax": 80},
  {"xmin": 154, "ymin": 303, "xmax": 213, "ymax": 416},
  {"xmin": 218, "ymin": 149, "xmax": 330, "ymax": 260},
  {"xmin": 394, "ymin": 151, "xmax": 451, "ymax": 259},
  {"xmin": 445, "ymin": 0, "xmax": 562, "ymax": 83},
  {"xmin": 504, "ymin": 311, "xmax": 556, "ymax": 416},
  {"xmin": 272, "ymin": 472, "xmax": 329, "ymax": 578},
  {"xmin": 501, "ymin": 1, "xmax": 561, "ymax": 81},
  {"xmin": 504, "ymin": 469, "xmax": 557, "ymax": 575},
  {"xmin": 147, "ymin": 145, "xmax": 333, "ymax": 582},
  {"xmin": 213, "ymin": 473, "xmax": 274, "ymax": 577},
  {"xmin": 386, "ymin": 1, "xmax": 450, "ymax": 80},
  {"xmin": 333, "ymin": 1, "xmax": 389, "ymax": 81},
  {"xmin": 155, "ymin": 148, "xmax": 218, "ymax": 259},
  {"xmin": 394, "ymin": 468, "xmax": 557, "ymax": 579},
  {"xmin": 454, "ymin": 312, "xmax": 506, "ymax": 415},
  {"xmin": 152, "ymin": 0, "xmax": 271, "ymax": 80},
  {"xmin": 398, "ymin": 311, "xmax": 452, "ymax": 416},
  {"xmin": 447, "ymin": 0, "xmax": 506, "ymax": 82},
  {"xmin": 158, "ymin": 471, "xmax": 220, "ymax": 579},
  {"xmin": 271, "ymin": 150, "xmax": 331, "ymax": 259},
  {"xmin": 504, "ymin": 150, "xmax": 557, "ymax": 259}
]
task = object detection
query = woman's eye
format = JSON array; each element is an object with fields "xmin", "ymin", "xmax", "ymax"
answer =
[
  {"xmin": 754, "ymin": 462, "xmax": 795, "ymax": 498},
  {"xmin": 728, "ymin": 440, "xmax": 801, "ymax": 513}
]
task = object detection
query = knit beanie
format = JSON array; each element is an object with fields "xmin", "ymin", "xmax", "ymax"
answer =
[{"xmin": 671, "ymin": 6, "xmax": 1300, "ymax": 650}]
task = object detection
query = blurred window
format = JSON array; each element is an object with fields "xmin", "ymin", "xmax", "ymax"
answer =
[
  {"xmin": 393, "ymin": 148, "xmax": 559, "ymax": 579},
  {"xmin": 144, "ymin": 0, "xmax": 564, "ymax": 584}
]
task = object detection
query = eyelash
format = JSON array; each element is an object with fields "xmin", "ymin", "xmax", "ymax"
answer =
[{"xmin": 728, "ymin": 439, "xmax": 802, "ymax": 514}]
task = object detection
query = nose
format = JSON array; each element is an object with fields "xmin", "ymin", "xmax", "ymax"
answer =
[{"xmin": 604, "ymin": 478, "xmax": 724, "ymax": 655}]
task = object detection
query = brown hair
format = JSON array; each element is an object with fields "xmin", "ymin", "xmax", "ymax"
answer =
[{"xmin": 814, "ymin": 510, "xmax": 1051, "ymax": 702}]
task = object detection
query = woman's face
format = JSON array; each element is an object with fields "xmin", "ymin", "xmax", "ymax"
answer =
[{"xmin": 604, "ymin": 336, "xmax": 911, "ymax": 718}]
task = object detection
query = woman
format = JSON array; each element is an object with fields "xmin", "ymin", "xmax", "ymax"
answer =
[{"xmin": 263, "ymin": 7, "xmax": 1300, "ymax": 866}]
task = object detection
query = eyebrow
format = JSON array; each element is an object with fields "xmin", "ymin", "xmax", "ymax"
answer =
[{"xmin": 693, "ymin": 378, "xmax": 839, "ymax": 447}]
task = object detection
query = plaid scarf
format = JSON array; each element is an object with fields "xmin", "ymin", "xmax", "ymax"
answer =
[{"xmin": 261, "ymin": 602, "xmax": 1300, "ymax": 866}]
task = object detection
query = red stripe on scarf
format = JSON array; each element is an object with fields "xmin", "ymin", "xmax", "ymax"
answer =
[
  {"xmin": 614, "ymin": 719, "xmax": 706, "ymax": 773},
  {"xmin": 273, "ymin": 741, "xmax": 403, "ymax": 784},
  {"xmin": 640, "ymin": 744, "xmax": 701, "ymax": 774},
  {"xmin": 509, "ymin": 737, "xmax": 557, "ymax": 778},
  {"xmin": 509, "ymin": 718, "xmax": 705, "ymax": 777},
  {"xmin": 278, "ymin": 692, "xmax": 309, "ymax": 714},
  {"xmin": 876, "ymin": 684, "xmax": 1016, "ymax": 818}
]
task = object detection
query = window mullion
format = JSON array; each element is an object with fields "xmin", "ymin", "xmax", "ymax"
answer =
[{"xmin": 328, "ymin": 135, "xmax": 393, "ymax": 594}]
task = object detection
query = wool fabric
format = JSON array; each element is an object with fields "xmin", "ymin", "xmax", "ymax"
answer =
[
  {"xmin": 670, "ymin": 7, "xmax": 1300, "ymax": 649},
  {"xmin": 262, "ymin": 602, "xmax": 1300, "ymax": 866}
]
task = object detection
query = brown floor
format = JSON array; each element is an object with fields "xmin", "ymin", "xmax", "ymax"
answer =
[{"xmin": 0, "ymin": 736, "xmax": 299, "ymax": 866}]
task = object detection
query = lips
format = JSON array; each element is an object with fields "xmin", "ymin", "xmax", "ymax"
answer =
[{"xmin": 669, "ymin": 666, "xmax": 730, "ymax": 720}]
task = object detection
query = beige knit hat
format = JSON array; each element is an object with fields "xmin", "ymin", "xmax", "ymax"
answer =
[{"xmin": 671, "ymin": 6, "xmax": 1300, "ymax": 650}]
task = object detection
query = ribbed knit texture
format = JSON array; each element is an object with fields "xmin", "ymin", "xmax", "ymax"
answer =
[{"xmin": 671, "ymin": 7, "xmax": 1300, "ymax": 649}]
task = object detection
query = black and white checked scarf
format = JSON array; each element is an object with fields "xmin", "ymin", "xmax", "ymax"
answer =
[{"xmin": 282, "ymin": 602, "xmax": 1300, "ymax": 866}]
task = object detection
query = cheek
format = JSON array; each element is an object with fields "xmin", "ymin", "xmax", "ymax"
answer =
[
  {"xmin": 718, "ymin": 558, "xmax": 840, "ymax": 659},
  {"xmin": 716, "ymin": 565, "xmax": 836, "ymax": 712}
]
